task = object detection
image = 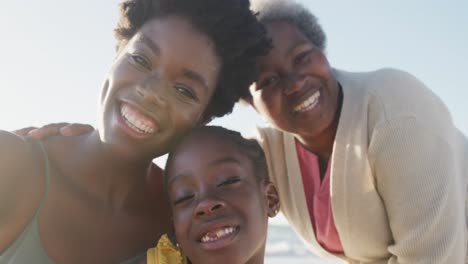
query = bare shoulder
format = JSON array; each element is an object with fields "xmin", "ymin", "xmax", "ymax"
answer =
[
  {"xmin": 0, "ymin": 130, "xmax": 46, "ymax": 252},
  {"xmin": 0, "ymin": 130, "xmax": 37, "ymax": 189}
]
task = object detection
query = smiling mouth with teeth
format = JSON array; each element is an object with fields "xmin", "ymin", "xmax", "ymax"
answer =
[
  {"xmin": 293, "ymin": 90, "xmax": 321, "ymax": 113},
  {"xmin": 120, "ymin": 103, "xmax": 157, "ymax": 134},
  {"xmin": 200, "ymin": 226, "xmax": 237, "ymax": 243}
]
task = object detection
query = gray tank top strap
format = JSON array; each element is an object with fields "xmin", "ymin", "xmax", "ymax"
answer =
[
  {"xmin": 0, "ymin": 138, "xmax": 54, "ymax": 264},
  {"xmin": 0, "ymin": 138, "xmax": 147, "ymax": 264},
  {"xmin": 32, "ymin": 139, "xmax": 51, "ymax": 211},
  {"xmin": 19, "ymin": 138, "xmax": 51, "ymax": 214}
]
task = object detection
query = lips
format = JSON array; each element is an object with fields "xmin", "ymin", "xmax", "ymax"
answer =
[
  {"xmin": 119, "ymin": 102, "xmax": 159, "ymax": 135},
  {"xmin": 292, "ymin": 90, "xmax": 320, "ymax": 114},
  {"xmin": 194, "ymin": 221, "xmax": 240, "ymax": 251},
  {"xmin": 200, "ymin": 226, "xmax": 238, "ymax": 243}
]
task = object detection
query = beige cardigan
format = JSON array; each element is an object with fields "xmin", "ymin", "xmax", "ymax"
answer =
[{"xmin": 255, "ymin": 68, "xmax": 467, "ymax": 263}]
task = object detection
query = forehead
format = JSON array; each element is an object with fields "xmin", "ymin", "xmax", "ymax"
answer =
[
  {"xmin": 257, "ymin": 21, "xmax": 310, "ymax": 68},
  {"xmin": 266, "ymin": 21, "xmax": 309, "ymax": 45},
  {"xmin": 133, "ymin": 16, "xmax": 221, "ymax": 87},
  {"xmin": 167, "ymin": 135, "xmax": 252, "ymax": 177}
]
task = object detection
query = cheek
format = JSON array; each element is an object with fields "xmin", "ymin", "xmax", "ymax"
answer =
[
  {"xmin": 310, "ymin": 55, "xmax": 333, "ymax": 80},
  {"xmin": 171, "ymin": 112, "xmax": 199, "ymax": 136},
  {"xmin": 255, "ymin": 91, "xmax": 284, "ymax": 120},
  {"xmin": 173, "ymin": 210, "xmax": 191, "ymax": 236},
  {"xmin": 100, "ymin": 60, "xmax": 137, "ymax": 105},
  {"xmin": 99, "ymin": 80, "xmax": 110, "ymax": 105},
  {"xmin": 172, "ymin": 103, "xmax": 207, "ymax": 129}
]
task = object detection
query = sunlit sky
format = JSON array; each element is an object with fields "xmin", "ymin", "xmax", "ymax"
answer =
[{"xmin": 1, "ymin": 0, "xmax": 467, "ymax": 224}]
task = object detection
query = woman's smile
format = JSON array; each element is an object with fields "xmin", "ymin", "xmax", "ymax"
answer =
[{"xmin": 117, "ymin": 102, "xmax": 160, "ymax": 139}]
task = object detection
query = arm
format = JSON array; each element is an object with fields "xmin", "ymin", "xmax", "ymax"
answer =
[
  {"xmin": 0, "ymin": 131, "xmax": 46, "ymax": 252},
  {"xmin": 369, "ymin": 118, "xmax": 466, "ymax": 263}
]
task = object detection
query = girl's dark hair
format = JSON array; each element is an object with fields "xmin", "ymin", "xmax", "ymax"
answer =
[
  {"xmin": 114, "ymin": 0, "xmax": 271, "ymax": 123},
  {"xmin": 165, "ymin": 126, "xmax": 268, "ymax": 185}
]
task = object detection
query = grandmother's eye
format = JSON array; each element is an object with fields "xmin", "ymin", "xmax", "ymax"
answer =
[
  {"xmin": 294, "ymin": 50, "xmax": 312, "ymax": 66},
  {"xmin": 259, "ymin": 75, "xmax": 279, "ymax": 89}
]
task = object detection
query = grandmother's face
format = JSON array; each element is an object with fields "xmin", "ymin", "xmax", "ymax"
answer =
[{"xmin": 249, "ymin": 21, "xmax": 340, "ymax": 139}]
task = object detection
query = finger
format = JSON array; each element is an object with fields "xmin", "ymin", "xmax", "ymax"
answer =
[
  {"xmin": 60, "ymin": 123, "xmax": 94, "ymax": 136},
  {"xmin": 11, "ymin": 127, "xmax": 38, "ymax": 136},
  {"xmin": 27, "ymin": 122, "xmax": 70, "ymax": 139}
]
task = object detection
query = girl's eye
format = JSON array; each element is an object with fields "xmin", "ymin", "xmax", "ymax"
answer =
[
  {"xmin": 131, "ymin": 54, "xmax": 151, "ymax": 70},
  {"xmin": 218, "ymin": 176, "xmax": 241, "ymax": 187},
  {"xmin": 175, "ymin": 84, "xmax": 198, "ymax": 101},
  {"xmin": 293, "ymin": 50, "xmax": 312, "ymax": 66},
  {"xmin": 174, "ymin": 194, "xmax": 194, "ymax": 205}
]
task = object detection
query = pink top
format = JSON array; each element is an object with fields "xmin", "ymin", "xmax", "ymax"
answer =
[{"xmin": 295, "ymin": 140, "xmax": 344, "ymax": 254}]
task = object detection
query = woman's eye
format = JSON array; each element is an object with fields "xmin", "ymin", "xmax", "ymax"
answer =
[
  {"xmin": 174, "ymin": 194, "xmax": 194, "ymax": 205},
  {"xmin": 175, "ymin": 85, "xmax": 198, "ymax": 101},
  {"xmin": 131, "ymin": 54, "xmax": 151, "ymax": 70},
  {"xmin": 218, "ymin": 176, "xmax": 241, "ymax": 187}
]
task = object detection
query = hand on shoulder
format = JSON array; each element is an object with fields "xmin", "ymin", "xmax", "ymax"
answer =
[{"xmin": 12, "ymin": 122, "xmax": 95, "ymax": 139}]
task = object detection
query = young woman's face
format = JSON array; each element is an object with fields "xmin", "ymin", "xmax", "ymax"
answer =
[
  {"xmin": 167, "ymin": 136, "xmax": 274, "ymax": 264},
  {"xmin": 249, "ymin": 21, "xmax": 340, "ymax": 139},
  {"xmin": 99, "ymin": 16, "xmax": 220, "ymax": 158}
]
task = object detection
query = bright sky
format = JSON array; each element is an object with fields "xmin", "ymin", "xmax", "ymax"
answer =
[{"xmin": 1, "ymin": 0, "xmax": 467, "ymax": 225}]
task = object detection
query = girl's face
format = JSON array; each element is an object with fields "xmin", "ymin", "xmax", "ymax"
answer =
[
  {"xmin": 249, "ymin": 21, "xmax": 340, "ymax": 139},
  {"xmin": 166, "ymin": 135, "xmax": 278, "ymax": 264},
  {"xmin": 98, "ymin": 16, "xmax": 220, "ymax": 159}
]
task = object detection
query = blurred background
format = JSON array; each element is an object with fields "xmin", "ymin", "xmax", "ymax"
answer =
[{"xmin": 1, "ymin": 0, "xmax": 466, "ymax": 263}]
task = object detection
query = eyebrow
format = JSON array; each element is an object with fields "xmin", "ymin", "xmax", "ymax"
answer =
[
  {"xmin": 134, "ymin": 34, "xmax": 160, "ymax": 55},
  {"xmin": 167, "ymin": 173, "xmax": 189, "ymax": 188},
  {"xmin": 208, "ymin": 157, "xmax": 241, "ymax": 167},
  {"xmin": 135, "ymin": 34, "xmax": 209, "ymax": 90}
]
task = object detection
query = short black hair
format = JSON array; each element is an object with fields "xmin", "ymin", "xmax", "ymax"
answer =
[
  {"xmin": 114, "ymin": 0, "xmax": 272, "ymax": 123},
  {"xmin": 164, "ymin": 126, "xmax": 268, "ymax": 186}
]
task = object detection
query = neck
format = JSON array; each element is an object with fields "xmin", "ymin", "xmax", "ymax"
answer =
[
  {"xmin": 245, "ymin": 242, "xmax": 266, "ymax": 264},
  {"xmin": 296, "ymin": 82, "xmax": 343, "ymax": 162},
  {"xmin": 60, "ymin": 131, "xmax": 161, "ymax": 211}
]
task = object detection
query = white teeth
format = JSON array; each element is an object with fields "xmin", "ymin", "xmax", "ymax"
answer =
[
  {"xmin": 200, "ymin": 227, "xmax": 236, "ymax": 243},
  {"xmin": 293, "ymin": 91, "xmax": 320, "ymax": 113},
  {"xmin": 120, "ymin": 105, "xmax": 155, "ymax": 134}
]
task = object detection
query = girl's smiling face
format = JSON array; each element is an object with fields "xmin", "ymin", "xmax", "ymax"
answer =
[
  {"xmin": 166, "ymin": 133, "xmax": 278, "ymax": 264},
  {"xmin": 98, "ymin": 16, "xmax": 220, "ymax": 159}
]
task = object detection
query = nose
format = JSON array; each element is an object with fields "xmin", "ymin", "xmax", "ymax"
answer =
[
  {"xmin": 194, "ymin": 198, "xmax": 226, "ymax": 217},
  {"xmin": 283, "ymin": 72, "xmax": 307, "ymax": 96},
  {"xmin": 136, "ymin": 75, "xmax": 167, "ymax": 108}
]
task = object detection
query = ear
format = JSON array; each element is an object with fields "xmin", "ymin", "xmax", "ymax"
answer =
[
  {"xmin": 264, "ymin": 181, "xmax": 280, "ymax": 217},
  {"xmin": 238, "ymin": 83, "xmax": 258, "ymax": 110},
  {"xmin": 239, "ymin": 95, "xmax": 254, "ymax": 108}
]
